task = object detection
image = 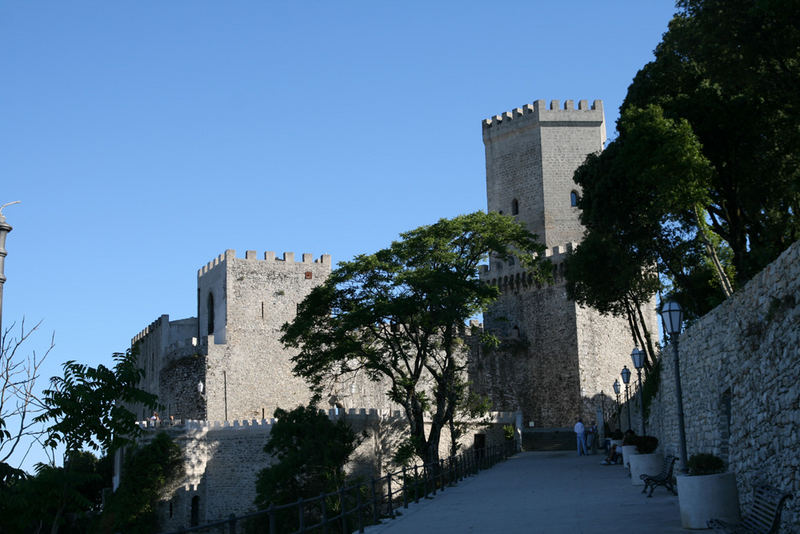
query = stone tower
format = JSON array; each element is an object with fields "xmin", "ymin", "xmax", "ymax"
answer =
[
  {"xmin": 132, "ymin": 249, "xmax": 332, "ymax": 423},
  {"xmin": 474, "ymin": 99, "xmax": 649, "ymax": 430}
]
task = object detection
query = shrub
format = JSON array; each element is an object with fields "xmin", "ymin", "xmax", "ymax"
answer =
[
  {"xmin": 622, "ymin": 430, "xmax": 638, "ymax": 445},
  {"xmin": 502, "ymin": 424, "xmax": 515, "ymax": 441},
  {"xmin": 687, "ymin": 453, "xmax": 725, "ymax": 475},
  {"xmin": 634, "ymin": 436, "xmax": 659, "ymax": 454},
  {"xmin": 96, "ymin": 432, "xmax": 183, "ymax": 533}
]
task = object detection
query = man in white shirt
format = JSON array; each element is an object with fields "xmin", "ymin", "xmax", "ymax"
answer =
[{"xmin": 574, "ymin": 419, "xmax": 587, "ymax": 456}]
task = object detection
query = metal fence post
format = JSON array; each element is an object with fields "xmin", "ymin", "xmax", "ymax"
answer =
[
  {"xmin": 386, "ymin": 472, "xmax": 394, "ymax": 518},
  {"xmin": 228, "ymin": 513, "xmax": 237, "ymax": 534},
  {"xmin": 339, "ymin": 486, "xmax": 347, "ymax": 533},
  {"xmin": 402, "ymin": 466, "xmax": 408, "ymax": 508},
  {"xmin": 356, "ymin": 485, "xmax": 364, "ymax": 533},
  {"xmin": 370, "ymin": 478, "xmax": 379, "ymax": 524},
  {"xmin": 320, "ymin": 492, "xmax": 328, "ymax": 534},
  {"xmin": 413, "ymin": 463, "xmax": 420, "ymax": 503},
  {"xmin": 297, "ymin": 496, "xmax": 305, "ymax": 532},
  {"xmin": 268, "ymin": 504, "xmax": 276, "ymax": 534}
]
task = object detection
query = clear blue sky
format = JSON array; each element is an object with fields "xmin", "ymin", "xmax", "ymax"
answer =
[{"xmin": 1, "ymin": 1, "xmax": 676, "ymax": 469}]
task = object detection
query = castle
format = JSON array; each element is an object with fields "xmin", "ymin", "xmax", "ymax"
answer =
[
  {"xmin": 124, "ymin": 98, "xmax": 654, "ymax": 528},
  {"xmin": 471, "ymin": 99, "xmax": 656, "ymax": 429}
]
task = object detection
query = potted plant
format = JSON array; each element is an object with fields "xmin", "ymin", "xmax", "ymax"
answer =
[
  {"xmin": 677, "ymin": 453, "xmax": 740, "ymax": 529},
  {"xmin": 627, "ymin": 436, "xmax": 662, "ymax": 486}
]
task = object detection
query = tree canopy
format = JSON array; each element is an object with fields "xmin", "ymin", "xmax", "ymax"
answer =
[
  {"xmin": 37, "ymin": 349, "xmax": 157, "ymax": 456},
  {"xmin": 281, "ymin": 211, "xmax": 549, "ymax": 465},
  {"xmin": 254, "ymin": 405, "xmax": 360, "ymax": 509},
  {"xmin": 567, "ymin": 0, "xmax": 798, "ymax": 331},
  {"xmin": 623, "ymin": 0, "xmax": 799, "ymax": 285}
]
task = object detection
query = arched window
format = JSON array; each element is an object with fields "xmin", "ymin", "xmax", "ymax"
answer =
[
  {"xmin": 191, "ymin": 496, "xmax": 200, "ymax": 526},
  {"xmin": 570, "ymin": 191, "xmax": 579, "ymax": 207},
  {"xmin": 511, "ymin": 198, "xmax": 519, "ymax": 215},
  {"xmin": 207, "ymin": 293, "xmax": 215, "ymax": 335}
]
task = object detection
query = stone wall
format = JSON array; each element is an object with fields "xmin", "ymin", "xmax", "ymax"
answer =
[
  {"xmin": 477, "ymin": 98, "xmax": 644, "ymax": 431},
  {"xmin": 576, "ymin": 297, "xmax": 656, "ymax": 424},
  {"xmin": 482, "ymin": 98, "xmax": 605, "ymax": 249},
  {"xmin": 158, "ymin": 353, "xmax": 206, "ymax": 421},
  {"xmin": 139, "ymin": 410, "xmax": 517, "ymax": 531},
  {"xmin": 131, "ymin": 315, "xmax": 201, "ymax": 420},
  {"xmin": 646, "ymin": 240, "xmax": 800, "ymax": 531},
  {"xmin": 474, "ymin": 245, "xmax": 637, "ymax": 428},
  {"xmin": 200, "ymin": 250, "xmax": 331, "ymax": 422}
]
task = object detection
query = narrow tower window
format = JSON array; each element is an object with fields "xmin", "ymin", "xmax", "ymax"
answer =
[
  {"xmin": 207, "ymin": 293, "xmax": 215, "ymax": 335},
  {"xmin": 511, "ymin": 198, "xmax": 519, "ymax": 215},
  {"xmin": 191, "ymin": 496, "xmax": 200, "ymax": 526},
  {"xmin": 570, "ymin": 191, "xmax": 579, "ymax": 207}
]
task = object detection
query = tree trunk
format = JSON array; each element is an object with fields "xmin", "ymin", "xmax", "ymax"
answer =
[{"xmin": 694, "ymin": 206, "xmax": 733, "ymax": 298}]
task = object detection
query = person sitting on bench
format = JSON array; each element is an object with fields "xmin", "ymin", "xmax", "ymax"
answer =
[{"xmin": 601, "ymin": 444, "xmax": 621, "ymax": 465}]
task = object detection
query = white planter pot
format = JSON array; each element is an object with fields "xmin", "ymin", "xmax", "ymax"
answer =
[
  {"xmin": 621, "ymin": 445, "xmax": 638, "ymax": 468},
  {"xmin": 677, "ymin": 472, "xmax": 740, "ymax": 529},
  {"xmin": 628, "ymin": 452, "xmax": 663, "ymax": 486}
]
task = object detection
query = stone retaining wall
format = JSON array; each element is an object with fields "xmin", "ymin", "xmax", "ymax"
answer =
[
  {"xmin": 138, "ymin": 409, "xmax": 517, "ymax": 531},
  {"xmin": 646, "ymin": 240, "xmax": 800, "ymax": 531}
]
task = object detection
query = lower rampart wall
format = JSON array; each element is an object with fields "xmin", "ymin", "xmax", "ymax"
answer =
[
  {"xmin": 645, "ymin": 240, "xmax": 800, "ymax": 531},
  {"xmin": 135, "ymin": 410, "xmax": 518, "ymax": 531}
]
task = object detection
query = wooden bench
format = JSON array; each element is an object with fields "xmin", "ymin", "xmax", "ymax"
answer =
[
  {"xmin": 640, "ymin": 454, "xmax": 678, "ymax": 497},
  {"xmin": 708, "ymin": 485, "xmax": 793, "ymax": 534}
]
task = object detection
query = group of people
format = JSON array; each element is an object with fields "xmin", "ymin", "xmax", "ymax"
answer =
[{"xmin": 574, "ymin": 419, "xmax": 633, "ymax": 465}]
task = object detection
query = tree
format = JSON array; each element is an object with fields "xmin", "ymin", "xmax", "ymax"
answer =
[
  {"xmin": 623, "ymin": 0, "xmax": 800, "ymax": 284},
  {"xmin": 567, "ymin": 104, "xmax": 736, "ymax": 329},
  {"xmin": 96, "ymin": 432, "xmax": 182, "ymax": 534},
  {"xmin": 281, "ymin": 212, "xmax": 549, "ymax": 466},
  {"xmin": 37, "ymin": 349, "xmax": 157, "ymax": 456},
  {"xmin": 254, "ymin": 405, "xmax": 360, "ymax": 513},
  {"xmin": 0, "ymin": 319, "xmax": 53, "ymax": 468},
  {"xmin": 34, "ymin": 349, "xmax": 158, "ymax": 534}
]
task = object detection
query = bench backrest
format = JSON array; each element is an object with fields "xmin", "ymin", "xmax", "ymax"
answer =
[
  {"xmin": 740, "ymin": 485, "xmax": 793, "ymax": 534},
  {"xmin": 662, "ymin": 455, "xmax": 677, "ymax": 478}
]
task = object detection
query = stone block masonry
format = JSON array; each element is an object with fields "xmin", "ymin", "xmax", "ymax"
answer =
[
  {"xmin": 477, "ymin": 98, "xmax": 646, "ymax": 431},
  {"xmin": 136, "ymin": 410, "xmax": 517, "ymax": 531},
  {"xmin": 646, "ymin": 239, "xmax": 800, "ymax": 531},
  {"xmin": 198, "ymin": 249, "xmax": 331, "ymax": 422},
  {"xmin": 483, "ymin": 99, "xmax": 605, "ymax": 249},
  {"xmin": 130, "ymin": 250, "xmax": 336, "ymax": 424}
]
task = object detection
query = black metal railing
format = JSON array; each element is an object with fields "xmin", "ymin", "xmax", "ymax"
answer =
[{"xmin": 163, "ymin": 440, "xmax": 515, "ymax": 534}]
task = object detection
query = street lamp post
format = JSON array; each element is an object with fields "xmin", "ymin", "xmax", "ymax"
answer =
[
  {"xmin": 621, "ymin": 366, "xmax": 632, "ymax": 432},
  {"xmin": 632, "ymin": 348, "xmax": 646, "ymax": 435},
  {"xmin": 612, "ymin": 379, "xmax": 621, "ymax": 430},
  {"xmin": 661, "ymin": 300, "xmax": 688, "ymax": 473},
  {"xmin": 0, "ymin": 202, "xmax": 19, "ymax": 335},
  {"xmin": 600, "ymin": 390, "xmax": 605, "ymax": 430}
]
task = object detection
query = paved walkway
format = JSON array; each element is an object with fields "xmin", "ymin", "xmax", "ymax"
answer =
[{"xmin": 364, "ymin": 451, "xmax": 685, "ymax": 534}]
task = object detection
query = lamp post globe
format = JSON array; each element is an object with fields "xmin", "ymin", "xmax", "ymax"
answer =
[
  {"xmin": 660, "ymin": 299, "xmax": 688, "ymax": 473},
  {"xmin": 660, "ymin": 300, "xmax": 684, "ymax": 337},
  {"xmin": 621, "ymin": 366, "xmax": 632, "ymax": 432}
]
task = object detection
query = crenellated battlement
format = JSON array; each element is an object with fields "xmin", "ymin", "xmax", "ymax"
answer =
[
  {"xmin": 197, "ymin": 249, "xmax": 332, "ymax": 278},
  {"xmin": 132, "ymin": 314, "xmax": 168, "ymax": 345},
  {"xmin": 479, "ymin": 242, "xmax": 578, "ymax": 293},
  {"xmin": 135, "ymin": 409, "xmax": 517, "ymax": 434},
  {"xmin": 482, "ymin": 99, "xmax": 603, "ymax": 131}
]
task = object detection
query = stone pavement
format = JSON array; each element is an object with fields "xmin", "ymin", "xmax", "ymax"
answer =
[{"xmin": 364, "ymin": 451, "xmax": 686, "ymax": 534}]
